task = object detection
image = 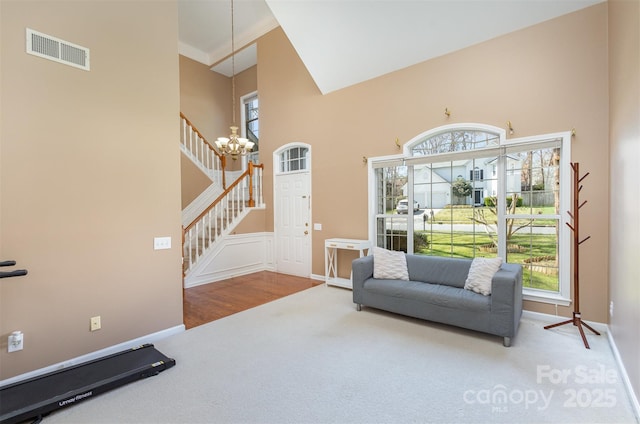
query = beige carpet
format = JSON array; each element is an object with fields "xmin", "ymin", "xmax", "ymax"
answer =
[{"xmin": 44, "ymin": 285, "xmax": 637, "ymax": 424}]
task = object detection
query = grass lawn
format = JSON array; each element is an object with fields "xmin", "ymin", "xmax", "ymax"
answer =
[
  {"xmin": 416, "ymin": 230, "xmax": 559, "ymax": 291},
  {"xmin": 383, "ymin": 204, "xmax": 561, "ymax": 291},
  {"xmin": 433, "ymin": 206, "xmax": 557, "ymax": 225}
]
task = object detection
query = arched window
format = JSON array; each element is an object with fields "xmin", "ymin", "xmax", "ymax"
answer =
[
  {"xmin": 369, "ymin": 124, "xmax": 572, "ymax": 305},
  {"xmin": 410, "ymin": 129, "xmax": 500, "ymax": 156},
  {"xmin": 277, "ymin": 145, "xmax": 309, "ymax": 174}
]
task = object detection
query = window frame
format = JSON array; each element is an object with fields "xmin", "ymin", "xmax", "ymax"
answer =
[
  {"xmin": 240, "ymin": 91, "xmax": 259, "ymax": 166},
  {"xmin": 367, "ymin": 124, "xmax": 572, "ymax": 306},
  {"xmin": 276, "ymin": 145, "xmax": 310, "ymax": 175}
]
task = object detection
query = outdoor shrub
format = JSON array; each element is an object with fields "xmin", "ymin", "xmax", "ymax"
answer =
[
  {"xmin": 508, "ymin": 197, "xmax": 523, "ymax": 207},
  {"xmin": 386, "ymin": 231, "xmax": 429, "ymax": 252},
  {"xmin": 483, "ymin": 197, "xmax": 523, "ymax": 207}
]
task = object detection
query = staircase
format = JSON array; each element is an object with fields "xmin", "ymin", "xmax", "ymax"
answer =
[
  {"xmin": 180, "ymin": 114, "xmax": 264, "ymax": 278},
  {"xmin": 180, "ymin": 113, "xmax": 226, "ymax": 186}
]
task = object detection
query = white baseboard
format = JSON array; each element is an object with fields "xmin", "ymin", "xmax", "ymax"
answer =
[
  {"xmin": 0, "ymin": 324, "xmax": 185, "ymax": 388},
  {"xmin": 522, "ymin": 310, "xmax": 639, "ymax": 421},
  {"xmin": 606, "ymin": 330, "xmax": 640, "ymax": 422}
]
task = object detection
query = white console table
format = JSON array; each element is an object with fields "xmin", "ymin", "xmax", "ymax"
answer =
[{"xmin": 325, "ymin": 238, "xmax": 371, "ymax": 289}]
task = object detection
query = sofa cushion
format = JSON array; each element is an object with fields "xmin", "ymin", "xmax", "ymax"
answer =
[
  {"xmin": 406, "ymin": 255, "xmax": 472, "ymax": 288},
  {"xmin": 364, "ymin": 279, "xmax": 490, "ymax": 313},
  {"xmin": 464, "ymin": 257, "xmax": 503, "ymax": 296},
  {"xmin": 372, "ymin": 247, "xmax": 409, "ymax": 280}
]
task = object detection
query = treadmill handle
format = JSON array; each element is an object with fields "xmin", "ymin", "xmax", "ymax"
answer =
[
  {"xmin": 0, "ymin": 270, "xmax": 28, "ymax": 279},
  {"xmin": 0, "ymin": 260, "xmax": 28, "ymax": 279}
]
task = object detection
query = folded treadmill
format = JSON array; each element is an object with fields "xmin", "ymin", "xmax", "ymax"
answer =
[{"xmin": 0, "ymin": 343, "xmax": 175, "ymax": 424}]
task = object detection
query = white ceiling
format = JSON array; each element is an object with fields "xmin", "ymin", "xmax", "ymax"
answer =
[{"xmin": 178, "ymin": 0, "xmax": 603, "ymax": 94}]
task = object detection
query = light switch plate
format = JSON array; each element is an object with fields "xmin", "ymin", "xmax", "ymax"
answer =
[
  {"xmin": 154, "ymin": 237, "xmax": 171, "ymax": 250},
  {"xmin": 90, "ymin": 316, "xmax": 101, "ymax": 332}
]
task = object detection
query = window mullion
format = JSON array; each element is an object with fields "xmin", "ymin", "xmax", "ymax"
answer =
[
  {"xmin": 497, "ymin": 147, "xmax": 507, "ymax": 260},
  {"xmin": 407, "ymin": 165, "xmax": 414, "ymax": 254}
]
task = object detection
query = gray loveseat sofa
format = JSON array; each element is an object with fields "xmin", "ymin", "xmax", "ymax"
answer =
[{"xmin": 352, "ymin": 254, "xmax": 523, "ymax": 346}]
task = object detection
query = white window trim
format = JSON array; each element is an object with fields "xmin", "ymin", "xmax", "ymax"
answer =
[
  {"xmin": 367, "ymin": 125, "xmax": 572, "ymax": 307},
  {"xmin": 239, "ymin": 90, "xmax": 258, "ymax": 140},
  {"xmin": 240, "ymin": 91, "xmax": 258, "ymax": 170},
  {"xmin": 273, "ymin": 142, "xmax": 311, "ymax": 176}
]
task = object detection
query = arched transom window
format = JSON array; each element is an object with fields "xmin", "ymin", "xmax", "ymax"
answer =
[
  {"xmin": 410, "ymin": 130, "xmax": 500, "ymax": 156},
  {"xmin": 278, "ymin": 146, "xmax": 309, "ymax": 174}
]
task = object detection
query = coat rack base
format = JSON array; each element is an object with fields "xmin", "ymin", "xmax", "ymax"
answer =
[{"xmin": 544, "ymin": 312, "xmax": 600, "ymax": 349}]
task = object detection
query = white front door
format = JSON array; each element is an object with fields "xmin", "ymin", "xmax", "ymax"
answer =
[{"xmin": 275, "ymin": 172, "xmax": 310, "ymax": 277}]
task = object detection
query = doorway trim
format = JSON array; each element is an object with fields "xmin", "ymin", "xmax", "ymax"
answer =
[{"xmin": 273, "ymin": 142, "xmax": 312, "ymax": 277}]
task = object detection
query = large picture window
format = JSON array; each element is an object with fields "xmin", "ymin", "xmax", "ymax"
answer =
[{"xmin": 369, "ymin": 125, "xmax": 572, "ymax": 305}]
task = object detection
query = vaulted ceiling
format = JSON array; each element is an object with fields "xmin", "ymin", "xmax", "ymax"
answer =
[{"xmin": 178, "ymin": 0, "xmax": 603, "ymax": 94}]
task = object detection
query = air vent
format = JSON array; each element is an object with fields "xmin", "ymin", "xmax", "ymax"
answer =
[{"xmin": 26, "ymin": 28, "xmax": 90, "ymax": 71}]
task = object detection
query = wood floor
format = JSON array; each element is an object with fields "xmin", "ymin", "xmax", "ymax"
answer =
[{"xmin": 183, "ymin": 271, "xmax": 324, "ymax": 329}]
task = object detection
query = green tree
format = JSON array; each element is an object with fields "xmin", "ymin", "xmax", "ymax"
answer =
[
  {"xmin": 472, "ymin": 193, "xmax": 530, "ymax": 247},
  {"xmin": 451, "ymin": 177, "xmax": 472, "ymax": 205}
]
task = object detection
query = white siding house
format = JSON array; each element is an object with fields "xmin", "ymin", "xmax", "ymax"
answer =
[{"xmin": 403, "ymin": 157, "xmax": 523, "ymax": 209}]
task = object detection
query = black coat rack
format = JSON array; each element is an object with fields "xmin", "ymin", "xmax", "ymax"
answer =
[{"xmin": 544, "ymin": 163, "xmax": 600, "ymax": 349}]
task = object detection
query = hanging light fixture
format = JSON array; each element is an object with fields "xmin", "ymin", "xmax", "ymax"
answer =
[{"xmin": 215, "ymin": 0, "xmax": 254, "ymax": 160}]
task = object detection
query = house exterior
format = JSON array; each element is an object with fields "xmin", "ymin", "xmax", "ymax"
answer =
[{"xmin": 403, "ymin": 156, "xmax": 523, "ymax": 209}]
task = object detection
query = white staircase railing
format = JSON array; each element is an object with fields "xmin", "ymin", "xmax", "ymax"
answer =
[
  {"xmin": 181, "ymin": 183, "xmax": 224, "ymax": 227},
  {"xmin": 183, "ymin": 163, "xmax": 264, "ymax": 275},
  {"xmin": 180, "ymin": 112, "xmax": 226, "ymax": 187}
]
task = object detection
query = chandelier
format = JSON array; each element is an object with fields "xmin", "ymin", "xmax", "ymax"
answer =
[{"xmin": 215, "ymin": 0, "xmax": 254, "ymax": 160}]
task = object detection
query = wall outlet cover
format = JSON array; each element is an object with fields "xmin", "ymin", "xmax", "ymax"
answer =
[{"xmin": 154, "ymin": 237, "xmax": 172, "ymax": 250}]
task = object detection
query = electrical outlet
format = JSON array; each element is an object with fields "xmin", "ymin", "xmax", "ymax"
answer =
[
  {"xmin": 8, "ymin": 331, "xmax": 23, "ymax": 353},
  {"xmin": 609, "ymin": 301, "xmax": 614, "ymax": 317},
  {"xmin": 90, "ymin": 316, "xmax": 101, "ymax": 332},
  {"xmin": 154, "ymin": 236, "xmax": 171, "ymax": 250}
]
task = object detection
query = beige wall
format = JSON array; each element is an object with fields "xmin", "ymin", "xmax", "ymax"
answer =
[
  {"xmin": 180, "ymin": 154, "xmax": 211, "ymax": 208},
  {"xmin": 257, "ymin": 4, "xmax": 610, "ymax": 321},
  {"xmin": 179, "ymin": 55, "xmax": 231, "ymax": 207},
  {"xmin": 178, "ymin": 57, "xmax": 265, "ymax": 226},
  {"xmin": 228, "ymin": 64, "xmax": 258, "ymax": 174},
  {"xmin": 229, "ymin": 65, "xmax": 269, "ymax": 233},
  {"xmin": 179, "ymin": 55, "xmax": 231, "ymax": 144},
  {"xmin": 235, "ymin": 65, "xmax": 258, "ymax": 114},
  {"xmin": 0, "ymin": 0, "xmax": 183, "ymax": 379},
  {"xmin": 2, "ymin": 0, "xmax": 632, "ymax": 399},
  {"xmin": 608, "ymin": 0, "xmax": 640, "ymax": 405}
]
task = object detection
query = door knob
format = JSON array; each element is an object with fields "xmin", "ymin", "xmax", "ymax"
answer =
[{"xmin": 304, "ymin": 230, "xmax": 309, "ymax": 235}]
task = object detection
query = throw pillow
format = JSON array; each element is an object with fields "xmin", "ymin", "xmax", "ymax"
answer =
[
  {"xmin": 464, "ymin": 257, "xmax": 503, "ymax": 296},
  {"xmin": 372, "ymin": 247, "xmax": 409, "ymax": 280}
]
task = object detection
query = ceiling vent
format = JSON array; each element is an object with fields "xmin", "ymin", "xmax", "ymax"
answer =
[{"xmin": 26, "ymin": 28, "xmax": 90, "ymax": 71}]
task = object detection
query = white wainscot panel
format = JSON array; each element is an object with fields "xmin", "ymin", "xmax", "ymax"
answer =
[{"xmin": 184, "ymin": 232, "xmax": 275, "ymax": 288}]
